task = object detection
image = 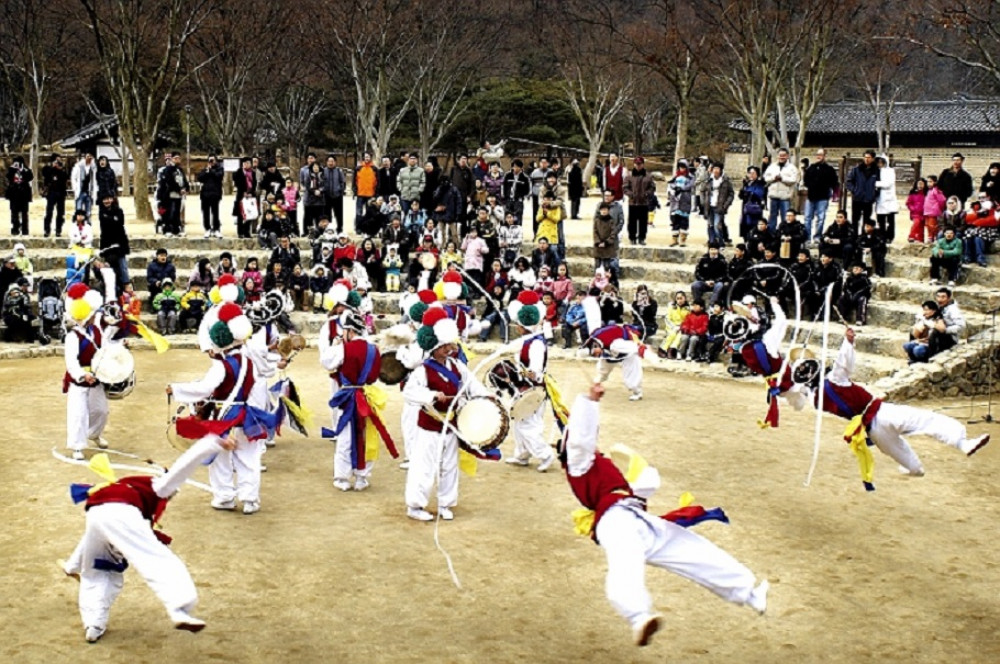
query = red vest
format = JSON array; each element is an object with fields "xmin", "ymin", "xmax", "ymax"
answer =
[
  {"xmin": 519, "ymin": 336, "xmax": 547, "ymax": 382},
  {"xmin": 336, "ymin": 338, "xmax": 381, "ymax": 386},
  {"xmin": 416, "ymin": 358, "xmax": 461, "ymax": 432},
  {"xmin": 63, "ymin": 325, "xmax": 104, "ymax": 390},
  {"xmin": 86, "ymin": 475, "xmax": 166, "ymax": 524},
  {"xmin": 592, "ymin": 325, "xmax": 631, "ymax": 349},
  {"xmin": 818, "ymin": 381, "xmax": 883, "ymax": 426},
  {"xmin": 443, "ymin": 304, "xmax": 469, "ymax": 332},
  {"xmin": 566, "ymin": 453, "xmax": 634, "ymax": 541},
  {"xmin": 213, "ymin": 352, "xmax": 255, "ymax": 403},
  {"xmin": 741, "ymin": 341, "xmax": 794, "ymax": 392},
  {"xmin": 327, "ymin": 319, "xmax": 340, "ymax": 342}
]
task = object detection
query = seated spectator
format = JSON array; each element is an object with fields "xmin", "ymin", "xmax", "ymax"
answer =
[
  {"xmin": 383, "ymin": 245, "xmax": 404, "ymax": 293},
  {"xmin": 145, "ymin": 248, "xmax": 175, "ymax": 301},
  {"xmin": 691, "ymin": 242, "xmax": 729, "ymax": 306},
  {"xmin": 599, "ymin": 284, "xmax": 624, "ymax": 325},
  {"xmin": 728, "ymin": 243, "xmax": 753, "ymax": 301},
  {"xmin": 551, "ymin": 262, "xmax": 574, "ymax": 319},
  {"xmin": 541, "ymin": 291, "xmax": 559, "ymax": 344},
  {"xmin": 939, "ymin": 195, "xmax": 965, "ymax": 237},
  {"xmin": 819, "ymin": 209, "xmax": 855, "ymax": 263},
  {"xmin": 929, "ymin": 228, "xmax": 962, "ymax": 286},
  {"xmin": 485, "ymin": 259, "xmax": 508, "ymax": 293},
  {"xmin": 119, "ymin": 281, "xmax": 142, "ymax": 318},
  {"xmin": 403, "ymin": 200, "xmax": 426, "ymax": 233},
  {"xmin": 264, "ymin": 261, "xmax": 288, "ymax": 292},
  {"xmin": 857, "ymin": 219, "xmax": 887, "ymax": 277},
  {"xmin": 179, "ymin": 282, "xmax": 208, "ymax": 331},
  {"xmin": 789, "ymin": 249, "xmax": 817, "ymax": 317},
  {"xmin": 678, "ymin": 298, "xmax": 709, "ymax": 361},
  {"xmin": 461, "ymin": 227, "xmax": 489, "ymax": 288},
  {"xmin": 702, "ymin": 302, "xmax": 727, "ymax": 363},
  {"xmin": 656, "ymin": 291, "xmax": 691, "ymax": 359},
  {"xmin": 530, "ymin": 237, "xmax": 560, "ymax": 275},
  {"xmin": 963, "ymin": 199, "xmax": 999, "ymax": 267},
  {"xmin": 776, "ymin": 209, "xmax": 807, "ymax": 266},
  {"xmin": 838, "ymin": 262, "xmax": 872, "ymax": 326},
  {"xmin": 310, "ymin": 265, "xmax": 332, "ymax": 312},
  {"xmin": 479, "ymin": 283, "xmax": 509, "ymax": 342},
  {"xmin": 630, "ymin": 284, "xmax": 659, "ymax": 339},
  {"xmin": 356, "ymin": 237, "xmax": 385, "ymax": 291},
  {"xmin": 811, "ymin": 251, "xmax": 844, "ymax": 317},
  {"xmin": 216, "ymin": 251, "xmax": 237, "ymax": 278},
  {"xmin": 270, "ymin": 235, "xmax": 301, "ymax": 274},
  {"xmin": 333, "ymin": 233, "xmax": 358, "ymax": 266},
  {"xmin": 562, "ymin": 290, "xmax": 588, "ymax": 348},
  {"xmin": 440, "ymin": 240, "xmax": 462, "ymax": 270},
  {"xmin": 2, "ymin": 282, "xmax": 42, "ymax": 343},
  {"xmin": 382, "ymin": 215, "xmax": 412, "ymax": 265},
  {"xmin": 928, "ymin": 286, "xmax": 965, "ymax": 357},
  {"xmin": 533, "ymin": 264, "xmax": 554, "ymax": 295},
  {"xmin": 508, "ymin": 256, "xmax": 536, "ymax": 299},
  {"xmin": 903, "ymin": 300, "xmax": 941, "ymax": 364},
  {"xmin": 746, "ymin": 218, "xmax": 775, "ymax": 262},
  {"xmin": 258, "ymin": 210, "xmax": 283, "ymax": 250},
  {"xmin": 188, "ymin": 258, "xmax": 215, "ymax": 291},
  {"xmin": 153, "ymin": 279, "xmax": 180, "ymax": 334},
  {"xmin": 12, "ymin": 243, "xmax": 33, "ymax": 292},
  {"xmin": 288, "ymin": 264, "xmax": 310, "ymax": 311}
]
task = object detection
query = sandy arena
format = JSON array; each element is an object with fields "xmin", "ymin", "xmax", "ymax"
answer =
[{"xmin": 1, "ymin": 351, "xmax": 998, "ymax": 663}]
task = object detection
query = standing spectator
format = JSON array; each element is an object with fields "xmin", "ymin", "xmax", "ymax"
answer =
[
  {"xmin": 260, "ymin": 161, "xmax": 284, "ymax": 200},
  {"xmin": 603, "ymin": 153, "xmax": 625, "ymax": 202},
  {"xmin": 6, "ymin": 156, "xmax": 33, "ymax": 235},
  {"xmin": 461, "ymin": 227, "xmax": 489, "ymax": 288},
  {"xmin": 502, "ymin": 159, "xmax": 531, "ymax": 225},
  {"xmin": 41, "ymin": 155, "xmax": 69, "ymax": 238},
  {"xmin": 432, "ymin": 179, "xmax": 463, "ymax": 247},
  {"xmin": 802, "ymin": 148, "xmax": 839, "ymax": 244},
  {"xmin": 929, "ymin": 228, "xmax": 963, "ymax": 286},
  {"xmin": 923, "ymin": 174, "xmax": 946, "ymax": 241},
  {"xmin": 98, "ymin": 195, "xmax": 130, "ymax": 292},
  {"xmin": 929, "ymin": 287, "xmax": 965, "ymax": 356},
  {"xmin": 354, "ymin": 153, "xmax": 378, "ymax": 225},
  {"xmin": 938, "ymin": 153, "xmax": 974, "ymax": 207},
  {"xmin": 95, "ymin": 156, "xmax": 118, "ymax": 202},
  {"xmin": 623, "ymin": 157, "xmax": 655, "ymax": 246},
  {"xmin": 668, "ymin": 161, "xmax": 694, "ymax": 247},
  {"xmin": 738, "ymin": 166, "xmax": 766, "ymax": 240},
  {"xmin": 874, "ymin": 155, "xmax": 898, "ymax": 243},
  {"xmin": 705, "ymin": 163, "xmax": 735, "ymax": 246},
  {"xmin": 845, "ymin": 150, "xmax": 879, "ymax": 235},
  {"xmin": 298, "ymin": 153, "xmax": 317, "ymax": 199},
  {"xmin": 691, "ymin": 242, "xmax": 729, "ymax": 306},
  {"xmin": 233, "ymin": 157, "xmax": 257, "ymax": 237},
  {"xmin": 593, "ymin": 201, "xmax": 620, "ymax": 286},
  {"xmin": 376, "ymin": 156, "xmax": 398, "ymax": 199},
  {"xmin": 449, "ymin": 155, "xmax": 474, "ymax": 209},
  {"xmin": 539, "ymin": 173, "xmax": 568, "ymax": 256},
  {"xmin": 529, "ymin": 157, "xmax": 551, "ymax": 227},
  {"xmin": 419, "ymin": 160, "xmax": 440, "ymax": 212},
  {"xmin": 567, "ymin": 159, "xmax": 584, "ymax": 219},
  {"xmin": 397, "ymin": 153, "xmax": 425, "ymax": 213},
  {"xmin": 197, "ymin": 155, "xmax": 224, "ymax": 238},
  {"xmin": 762, "ymin": 148, "xmax": 798, "ymax": 231},
  {"xmin": 694, "ymin": 156, "xmax": 711, "ymax": 218},
  {"xmin": 323, "ymin": 156, "xmax": 347, "ymax": 233},
  {"xmin": 630, "ymin": 284, "xmax": 659, "ymax": 339},
  {"xmin": 71, "ymin": 153, "xmax": 97, "ymax": 221},
  {"xmin": 146, "ymin": 248, "xmax": 175, "ymax": 301},
  {"xmin": 906, "ymin": 179, "xmax": 928, "ymax": 244},
  {"xmin": 303, "ymin": 162, "xmax": 327, "ymax": 234},
  {"xmin": 599, "ymin": 189, "xmax": 625, "ymax": 239},
  {"xmin": 483, "ymin": 162, "xmax": 505, "ymax": 200},
  {"xmin": 498, "ymin": 213, "xmax": 523, "ymax": 269},
  {"xmin": 168, "ymin": 153, "xmax": 189, "ymax": 235}
]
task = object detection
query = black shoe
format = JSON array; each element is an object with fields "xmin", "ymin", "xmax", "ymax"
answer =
[{"xmin": 639, "ymin": 240, "xmax": 647, "ymax": 246}]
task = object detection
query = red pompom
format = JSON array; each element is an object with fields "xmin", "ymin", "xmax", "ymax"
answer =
[
  {"xmin": 217, "ymin": 302, "xmax": 243, "ymax": 323},
  {"xmin": 418, "ymin": 289, "xmax": 438, "ymax": 304},
  {"xmin": 217, "ymin": 273, "xmax": 237, "ymax": 287},
  {"xmin": 67, "ymin": 283, "xmax": 89, "ymax": 300},
  {"xmin": 422, "ymin": 306, "xmax": 449, "ymax": 328},
  {"xmin": 336, "ymin": 278, "xmax": 353, "ymax": 290},
  {"xmin": 442, "ymin": 271, "xmax": 463, "ymax": 284},
  {"xmin": 517, "ymin": 290, "xmax": 541, "ymax": 306}
]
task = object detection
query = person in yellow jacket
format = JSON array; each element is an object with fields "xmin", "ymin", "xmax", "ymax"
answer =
[
  {"xmin": 535, "ymin": 190, "xmax": 563, "ymax": 252},
  {"xmin": 656, "ymin": 291, "xmax": 690, "ymax": 359},
  {"xmin": 179, "ymin": 282, "xmax": 209, "ymax": 332}
]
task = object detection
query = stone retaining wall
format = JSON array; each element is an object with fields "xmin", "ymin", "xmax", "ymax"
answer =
[{"xmin": 874, "ymin": 330, "xmax": 1000, "ymax": 401}]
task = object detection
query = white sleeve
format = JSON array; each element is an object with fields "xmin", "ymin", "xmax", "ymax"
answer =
[
  {"xmin": 320, "ymin": 338, "xmax": 345, "ymax": 373},
  {"xmin": 170, "ymin": 360, "xmax": 226, "ymax": 403},
  {"xmin": 608, "ymin": 338, "xmax": 637, "ymax": 357},
  {"xmin": 566, "ymin": 394, "xmax": 598, "ymax": 477},
  {"xmin": 151, "ymin": 436, "xmax": 223, "ymax": 498},
  {"xmin": 762, "ymin": 302, "xmax": 788, "ymax": 356},
  {"xmin": 527, "ymin": 339, "xmax": 546, "ymax": 379},
  {"xmin": 246, "ymin": 334, "xmax": 280, "ymax": 378},
  {"xmin": 403, "ymin": 365, "xmax": 436, "ymax": 407},
  {"xmin": 397, "ymin": 342, "xmax": 424, "ymax": 370},
  {"xmin": 828, "ymin": 338, "xmax": 855, "ymax": 386},
  {"xmin": 64, "ymin": 331, "xmax": 86, "ymax": 380}
]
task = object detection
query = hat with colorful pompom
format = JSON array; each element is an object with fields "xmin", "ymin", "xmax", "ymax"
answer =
[
  {"xmin": 416, "ymin": 305, "xmax": 460, "ymax": 351},
  {"xmin": 66, "ymin": 282, "xmax": 104, "ymax": 323},
  {"xmin": 507, "ymin": 290, "xmax": 544, "ymax": 331},
  {"xmin": 208, "ymin": 302, "xmax": 253, "ymax": 349}
]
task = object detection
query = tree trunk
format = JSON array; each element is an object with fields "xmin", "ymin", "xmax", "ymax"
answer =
[
  {"xmin": 129, "ymin": 140, "xmax": 152, "ymax": 222},
  {"xmin": 120, "ymin": 142, "xmax": 131, "ymax": 197},
  {"xmin": 581, "ymin": 144, "xmax": 599, "ymax": 190},
  {"xmin": 29, "ymin": 118, "xmax": 40, "ymax": 197},
  {"xmin": 674, "ymin": 100, "xmax": 689, "ymax": 167}
]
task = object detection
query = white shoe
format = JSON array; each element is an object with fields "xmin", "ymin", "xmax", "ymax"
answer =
[
  {"xmin": 629, "ymin": 392, "xmax": 643, "ymax": 401},
  {"xmin": 505, "ymin": 456, "xmax": 529, "ymax": 466},
  {"xmin": 947, "ymin": 280, "xmax": 956, "ymax": 287},
  {"xmin": 85, "ymin": 625, "xmax": 106, "ymax": 643},
  {"xmin": 632, "ymin": 614, "xmax": 661, "ymax": 646},
  {"xmin": 537, "ymin": 455, "xmax": 556, "ymax": 473},
  {"xmin": 71, "ymin": 449, "xmax": 85, "ymax": 461},
  {"xmin": 242, "ymin": 501, "xmax": 260, "ymax": 515},
  {"xmin": 929, "ymin": 279, "xmax": 938, "ymax": 285},
  {"xmin": 333, "ymin": 479, "xmax": 352, "ymax": 492},
  {"xmin": 165, "ymin": 232, "xmax": 174, "ymax": 238},
  {"xmin": 211, "ymin": 498, "xmax": 236, "ymax": 510},
  {"xmin": 171, "ymin": 613, "xmax": 206, "ymax": 632},
  {"xmin": 961, "ymin": 434, "xmax": 990, "ymax": 456},
  {"xmin": 354, "ymin": 478, "xmax": 370, "ymax": 491},
  {"xmin": 438, "ymin": 507, "xmax": 454, "ymax": 521},
  {"xmin": 88, "ymin": 437, "xmax": 109, "ymax": 449},
  {"xmin": 399, "ymin": 460, "xmax": 410, "ymax": 470},
  {"xmin": 203, "ymin": 231, "xmax": 211, "ymax": 239},
  {"xmin": 898, "ymin": 464, "xmax": 925, "ymax": 477},
  {"xmin": 260, "ymin": 464, "xmax": 267, "ymax": 473},
  {"xmin": 747, "ymin": 580, "xmax": 769, "ymax": 615},
  {"xmin": 407, "ymin": 507, "xmax": 434, "ymax": 522},
  {"xmin": 264, "ymin": 438, "xmax": 276, "ymax": 448}
]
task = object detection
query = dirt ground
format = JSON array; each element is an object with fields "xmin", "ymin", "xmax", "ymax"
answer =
[{"xmin": 1, "ymin": 351, "xmax": 999, "ymax": 663}]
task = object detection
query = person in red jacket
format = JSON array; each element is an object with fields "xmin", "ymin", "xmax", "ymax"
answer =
[
  {"xmin": 678, "ymin": 299, "xmax": 709, "ymax": 361},
  {"xmin": 561, "ymin": 382, "xmax": 768, "ymax": 646},
  {"xmin": 61, "ymin": 438, "xmax": 228, "ymax": 642}
]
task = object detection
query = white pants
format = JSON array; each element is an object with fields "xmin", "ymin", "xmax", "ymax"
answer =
[
  {"xmin": 405, "ymin": 427, "xmax": 458, "ymax": 510},
  {"xmin": 597, "ymin": 355, "xmax": 642, "ymax": 394},
  {"xmin": 66, "ymin": 383, "xmax": 109, "ymax": 451},
  {"xmin": 595, "ymin": 503, "xmax": 757, "ymax": 630},
  {"xmin": 67, "ymin": 503, "xmax": 198, "ymax": 630},
  {"xmin": 401, "ymin": 401, "xmax": 419, "ymax": 461},
  {"xmin": 333, "ymin": 423, "xmax": 372, "ymax": 482},
  {"xmin": 870, "ymin": 402, "xmax": 967, "ymax": 473},
  {"xmin": 511, "ymin": 403, "xmax": 552, "ymax": 462},
  {"xmin": 208, "ymin": 429, "xmax": 263, "ymax": 503}
]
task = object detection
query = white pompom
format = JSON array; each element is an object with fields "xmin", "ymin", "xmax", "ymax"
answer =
[
  {"xmin": 507, "ymin": 300, "xmax": 523, "ymax": 321},
  {"xmin": 83, "ymin": 289, "xmax": 104, "ymax": 312},
  {"xmin": 442, "ymin": 282, "xmax": 462, "ymax": 301},
  {"xmin": 228, "ymin": 314, "xmax": 253, "ymax": 341},
  {"xmin": 328, "ymin": 283, "xmax": 349, "ymax": 306},
  {"xmin": 219, "ymin": 283, "xmax": 240, "ymax": 303},
  {"xmin": 433, "ymin": 318, "xmax": 460, "ymax": 345}
]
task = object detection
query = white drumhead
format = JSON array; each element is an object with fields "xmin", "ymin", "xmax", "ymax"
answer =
[
  {"xmin": 92, "ymin": 343, "xmax": 135, "ymax": 384},
  {"xmin": 510, "ymin": 388, "xmax": 547, "ymax": 420},
  {"xmin": 456, "ymin": 398, "xmax": 504, "ymax": 446}
]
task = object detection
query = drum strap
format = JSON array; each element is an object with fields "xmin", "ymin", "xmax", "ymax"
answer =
[
  {"xmin": 218, "ymin": 353, "xmax": 249, "ymax": 419},
  {"xmin": 752, "ymin": 341, "xmax": 772, "ymax": 375},
  {"xmin": 424, "ymin": 358, "xmax": 461, "ymax": 388}
]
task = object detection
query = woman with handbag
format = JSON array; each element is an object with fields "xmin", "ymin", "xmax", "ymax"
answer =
[{"xmin": 739, "ymin": 167, "xmax": 766, "ymax": 241}]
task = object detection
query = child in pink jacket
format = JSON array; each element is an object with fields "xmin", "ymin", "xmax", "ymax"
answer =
[
  {"xmin": 906, "ymin": 178, "xmax": 927, "ymax": 243},
  {"xmin": 923, "ymin": 175, "xmax": 946, "ymax": 242}
]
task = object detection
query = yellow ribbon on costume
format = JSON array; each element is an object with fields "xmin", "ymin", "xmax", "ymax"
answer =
[
  {"xmin": 844, "ymin": 415, "xmax": 875, "ymax": 487},
  {"xmin": 459, "ymin": 341, "xmax": 475, "ymax": 364},
  {"xmin": 610, "ymin": 444, "xmax": 648, "ymax": 484},
  {"xmin": 459, "ymin": 450, "xmax": 478, "ymax": 476},
  {"xmin": 361, "ymin": 384, "xmax": 388, "ymax": 462},
  {"xmin": 544, "ymin": 374, "xmax": 570, "ymax": 428},
  {"xmin": 82, "ymin": 452, "xmax": 117, "ymax": 496},
  {"xmin": 126, "ymin": 314, "xmax": 170, "ymax": 353},
  {"xmin": 678, "ymin": 491, "xmax": 694, "ymax": 508},
  {"xmin": 572, "ymin": 508, "xmax": 596, "ymax": 536},
  {"xmin": 281, "ymin": 395, "xmax": 314, "ymax": 432}
]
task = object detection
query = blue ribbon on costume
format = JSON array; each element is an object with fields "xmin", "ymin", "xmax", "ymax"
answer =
[
  {"xmin": 242, "ymin": 405, "xmax": 281, "ymax": 441},
  {"xmin": 424, "ymin": 358, "xmax": 461, "ymax": 387},
  {"xmin": 752, "ymin": 341, "xmax": 773, "ymax": 375},
  {"xmin": 322, "ymin": 345, "xmax": 377, "ymax": 470},
  {"xmin": 70, "ymin": 483, "xmax": 92, "ymax": 504},
  {"xmin": 663, "ymin": 506, "xmax": 730, "ymax": 528},
  {"xmin": 93, "ymin": 557, "xmax": 129, "ymax": 573}
]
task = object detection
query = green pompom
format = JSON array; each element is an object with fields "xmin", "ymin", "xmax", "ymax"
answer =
[
  {"xmin": 409, "ymin": 301, "xmax": 429, "ymax": 323},
  {"xmin": 460, "ymin": 283, "xmax": 469, "ymax": 300},
  {"xmin": 518, "ymin": 305, "xmax": 541, "ymax": 327},
  {"xmin": 346, "ymin": 291, "xmax": 362, "ymax": 308},
  {"xmin": 236, "ymin": 285, "xmax": 246, "ymax": 305},
  {"xmin": 209, "ymin": 320, "xmax": 234, "ymax": 348},
  {"xmin": 416, "ymin": 325, "xmax": 438, "ymax": 351}
]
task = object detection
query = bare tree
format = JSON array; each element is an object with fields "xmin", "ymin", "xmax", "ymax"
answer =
[
  {"xmin": 852, "ymin": 38, "xmax": 922, "ymax": 154},
  {"xmin": 75, "ymin": 0, "xmax": 213, "ymax": 220},
  {"xmin": 0, "ymin": 81, "xmax": 29, "ymax": 152},
  {"xmin": 907, "ymin": 1, "xmax": 1000, "ymax": 89},
  {"xmin": 259, "ymin": 86, "xmax": 328, "ymax": 171},
  {"xmin": 0, "ymin": 0, "xmax": 75, "ymax": 194}
]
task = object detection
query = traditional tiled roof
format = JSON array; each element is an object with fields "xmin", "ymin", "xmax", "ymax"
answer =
[
  {"xmin": 729, "ymin": 98, "xmax": 1000, "ymax": 134},
  {"xmin": 58, "ymin": 115, "xmax": 118, "ymax": 148}
]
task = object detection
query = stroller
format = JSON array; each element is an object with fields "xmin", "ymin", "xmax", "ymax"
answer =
[{"xmin": 37, "ymin": 277, "xmax": 65, "ymax": 342}]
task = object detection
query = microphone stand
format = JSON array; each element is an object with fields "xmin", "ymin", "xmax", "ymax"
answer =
[{"xmin": 969, "ymin": 304, "xmax": 999, "ymax": 424}]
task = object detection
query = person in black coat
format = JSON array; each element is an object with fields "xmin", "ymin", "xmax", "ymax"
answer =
[
  {"xmin": 197, "ymin": 155, "xmax": 225, "ymax": 237},
  {"xmin": 567, "ymin": 159, "xmax": 584, "ymax": 219},
  {"xmin": 6, "ymin": 156, "xmax": 33, "ymax": 235},
  {"xmin": 746, "ymin": 218, "xmax": 775, "ymax": 262},
  {"xmin": 260, "ymin": 162, "xmax": 285, "ymax": 200},
  {"xmin": 776, "ymin": 209, "xmax": 807, "ymax": 266},
  {"xmin": 691, "ymin": 242, "xmax": 730, "ymax": 306},
  {"xmin": 232, "ymin": 157, "xmax": 258, "ymax": 236},
  {"xmin": 856, "ymin": 219, "xmax": 887, "ymax": 277},
  {"xmin": 376, "ymin": 157, "xmax": 397, "ymax": 199},
  {"xmin": 41, "ymin": 155, "xmax": 69, "ymax": 237},
  {"xmin": 420, "ymin": 161, "xmax": 439, "ymax": 212},
  {"xmin": 97, "ymin": 195, "xmax": 131, "ymax": 293},
  {"xmin": 811, "ymin": 251, "xmax": 844, "ymax": 316},
  {"xmin": 95, "ymin": 156, "xmax": 118, "ymax": 202},
  {"xmin": 789, "ymin": 249, "xmax": 817, "ymax": 317},
  {"xmin": 838, "ymin": 262, "xmax": 872, "ymax": 326},
  {"xmin": 820, "ymin": 209, "xmax": 856, "ymax": 264}
]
